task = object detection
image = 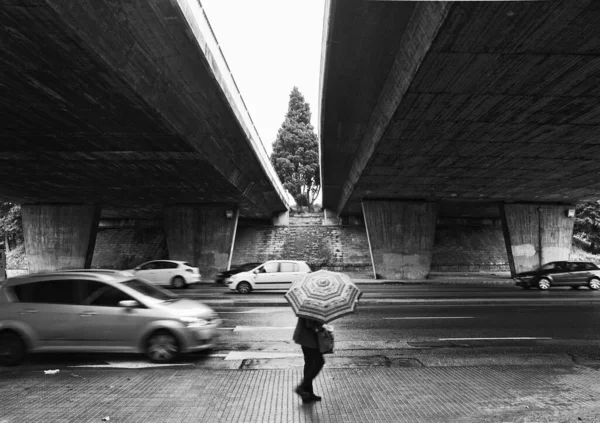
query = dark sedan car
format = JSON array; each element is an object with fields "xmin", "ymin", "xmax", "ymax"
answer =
[
  {"xmin": 214, "ymin": 262, "xmax": 262, "ymax": 285},
  {"xmin": 514, "ymin": 261, "xmax": 600, "ymax": 290}
]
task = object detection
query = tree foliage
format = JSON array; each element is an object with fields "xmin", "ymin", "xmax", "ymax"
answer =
[
  {"xmin": 575, "ymin": 201, "xmax": 600, "ymax": 250},
  {"xmin": 270, "ymin": 87, "xmax": 320, "ymax": 208},
  {"xmin": 0, "ymin": 202, "xmax": 23, "ymax": 248}
]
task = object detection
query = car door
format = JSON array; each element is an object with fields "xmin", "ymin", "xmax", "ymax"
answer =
[
  {"xmin": 11, "ymin": 279, "xmax": 80, "ymax": 348},
  {"xmin": 278, "ymin": 262, "xmax": 301, "ymax": 289},
  {"xmin": 568, "ymin": 262, "xmax": 590, "ymax": 284},
  {"xmin": 73, "ymin": 280, "xmax": 157, "ymax": 350},
  {"xmin": 551, "ymin": 262, "xmax": 571, "ymax": 285},
  {"xmin": 253, "ymin": 262, "xmax": 280, "ymax": 290},
  {"xmin": 136, "ymin": 261, "xmax": 159, "ymax": 284},
  {"xmin": 159, "ymin": 261, "xmax": 179, "ymax": 285}
]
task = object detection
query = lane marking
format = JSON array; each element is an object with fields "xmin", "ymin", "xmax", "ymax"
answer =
[
  {"xmin": 384, "ymin": 317, "xmax": 474, "ymax": 320},
  {"xmin": 219, "ymin": 308, "xmax": 290, "ymax": 314},
  {"xmin": 224, "ymin": 351, "xmax": 302, "ymax": 361},
  {"xmin": 233, "ymin": 326, "xmax": 295, "ymax": 332},
  {"xmin": 439, "ymin": 337, "xmax": 553, "ymax": 341},
  {"xmin": 70, "ymin": 362, "xmax": 193, "ymax": 369}
]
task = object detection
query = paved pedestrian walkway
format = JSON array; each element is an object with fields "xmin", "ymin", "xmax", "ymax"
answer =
[{"xmin": 2, "ymin": 358, "xmax": 600, "ymax": 422}]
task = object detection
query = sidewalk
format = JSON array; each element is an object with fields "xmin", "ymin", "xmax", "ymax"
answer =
[{"xmin": 2, "ymin": 358, "xmax": 600, "ymax": 422}]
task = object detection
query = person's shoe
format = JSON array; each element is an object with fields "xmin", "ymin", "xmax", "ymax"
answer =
[
  {"xmin": 308, "ymin": 394, "xmax": 322, "ymax": 402},
  {"xmin": 295, "ymin": 386, "xmax": 310, "ymax": 401}
]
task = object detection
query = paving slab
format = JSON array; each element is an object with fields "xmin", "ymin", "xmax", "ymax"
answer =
[{"xmin": 2, "ymin": 362, "xmax": 600, "ymax": 422}]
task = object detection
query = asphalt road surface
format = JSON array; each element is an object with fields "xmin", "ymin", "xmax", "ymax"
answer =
[{"xmin": 7, "ymin": 284, "xmax": 600, "ymax": 370}]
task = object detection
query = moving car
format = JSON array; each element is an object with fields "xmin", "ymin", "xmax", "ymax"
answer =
[
  {"xmin": 226, "ymin": 260, "xmax": 311, "ymax": 294},
  {"xmin": 214, "ymin": 262, "xmax": 262, "ymax": 285},
  {"xmin": 514, "ymin": 261, "xmax": 600, "ymax": 290},
  {"xmin": 129, "ymin": 260, "xmax": 201, "ymax": 288},
  {"xmin": 0, "ymin": 270, "xmax": 221, "ymax": 366}
]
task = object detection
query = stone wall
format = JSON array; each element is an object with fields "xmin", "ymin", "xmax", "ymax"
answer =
[
  {"xmin": 91, "ymin": 228, "xmax": 167, "ymax": 270},
  {"xmin": 231, "ymin": 213, "xmax": 373, "ymax": 278},
  {"xmin": 431, "ymin": 218, "xmax": 509, "ymax": 273}
]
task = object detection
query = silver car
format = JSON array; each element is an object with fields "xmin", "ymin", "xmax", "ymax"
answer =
[{"xmin": 0, "ymin": 270, "xmax": 221, "ymax": 366}]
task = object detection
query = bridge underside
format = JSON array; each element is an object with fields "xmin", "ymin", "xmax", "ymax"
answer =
[
  {"xmin": 321, "ymin": 0, "xmax": 600, "ymax": 217},
  {"xmin": 0, "ymin": 1, "xmax": 287, "ymax": 220},
  {"xmin": 321, "ymin": 0, "xmax": 598, "ymax": 278}
]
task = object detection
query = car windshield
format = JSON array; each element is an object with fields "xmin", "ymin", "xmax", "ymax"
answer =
[{"xmin": 122, "ymin": 279, "xmax": 176, "ymax": 301}]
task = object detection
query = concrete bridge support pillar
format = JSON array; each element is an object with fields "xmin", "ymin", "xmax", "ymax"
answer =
[
  {"xmin": 164, "ymin": 205, "xmax": 238, "ymax": 279},
  {"xmin": 500, "ymin": 203, "xmax": 575, "ymax": 276},
  {"xmin": 22, "ymin": 204, "xmax": 100, "ymax": 273},
  {"xmin": 362, "ymin": 200, "xmax": 438, "ymax": 280}
]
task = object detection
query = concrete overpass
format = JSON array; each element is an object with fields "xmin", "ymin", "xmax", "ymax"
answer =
[
  {"xmin": 0, "ymin": 0, "xmax": 289, "ymax": 275},
  {"xmin": 320, "ymin": 0, "xmax": 600, "ymax": 279}
]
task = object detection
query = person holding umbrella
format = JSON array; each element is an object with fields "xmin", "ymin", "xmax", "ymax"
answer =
[
  {"xmin": 285, "ymin": 270, "xmax": 362, "ymax": 404},
  {"xmin": 293, "ymin": 316, "xmax": 325, "ymax": 403}
]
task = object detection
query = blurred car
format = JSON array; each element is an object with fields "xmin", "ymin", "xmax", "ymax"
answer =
[
  {"xmin": 129, "ymin": 260, "xmax": 201, "ymax": 289},
  {"xmin": 0, "ymin": 270, "xmax": 221, "ymax": 366},
  {"xmin": 215, "ymin": 262, "xmax": 262, "ymax": 285},
  {"xmin": 226, "ymin": 260, "xmax": 311, "ymax": 294},
  {"xmin": 514, "ymin": 261, "xmax": 600, "ymax": 290}
]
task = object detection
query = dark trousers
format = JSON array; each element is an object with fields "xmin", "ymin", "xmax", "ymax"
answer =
[{"xmin": 301, "ymin": 346, "xmax": 325, "ymax": 394}]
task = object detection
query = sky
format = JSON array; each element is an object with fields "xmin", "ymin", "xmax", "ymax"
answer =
[{"xmin": 200, "ymin": 0, "xmax": 326, "ymax": 156}]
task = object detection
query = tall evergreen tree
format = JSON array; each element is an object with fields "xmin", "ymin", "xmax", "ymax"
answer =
[{"xmin": 270, "ymin": 87, "xmax": 320, "ymax": 208}]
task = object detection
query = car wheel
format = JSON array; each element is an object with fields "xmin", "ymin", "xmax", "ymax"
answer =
[
  {"xmin": 0, "ymin": 331, "xmax": 26, "ymax": 366},
  {"xmin": 146, "ymin": 330, "xmax": 179, "ymax": 363},
  {"xmin": 171, "ymin": 276, "xmax": 186, "ymax": 289},
  {"xmin": 237, "ymin": 282, "xmax": 252, "ymax": 294},
  {"xmin": 589, "ymin": 278, "xmax": 600, "ymax": 290},
  {"xmin": 537, "ymin": 278, "xmax": 551, "ymax": 290}
]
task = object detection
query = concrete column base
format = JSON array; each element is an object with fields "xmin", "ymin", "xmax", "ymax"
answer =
[
  {"xmin": 164, "ymin": 205, "xmax": 238, "ymax": 279},
  {"xmin": 22, "ymin": 204, "xmax": 100, "ymax": 273},
  {"xmin": 500, "ymin": 203, "xmax": 575, "ymax": 276},
  {"xmin": 362, "ymin": 200, "xmax": 438, "ymax": 280},
  {"xmin": 322, "ymin": 209, "xmax": 340, "ymax": 226},
  {"xmin": 272, "ymin": 210, "xmax": 289, "ymax": 226}
]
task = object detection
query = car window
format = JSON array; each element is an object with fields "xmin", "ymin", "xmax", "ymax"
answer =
[
  {"xmin": 182, "ymin": 262, "xmax": 192, "ymax": 267},
  {"xmin": 141, "ymin": 262, "xmax": 158, "ymax": 270},
  {"xmin": 584, "ymin": 263, "xmax": 599, "ymax": 270},
  {"xmin": 280, "ymin": 262, "xmax": 297, "ymax": 272},
  {"xmin": 539, "ymin": 263, "xmax": 556, "ymax": 271},
  {"xmin": 121, "ymin": 279, "xmax": 175, "ymax": 301},
  {"xmin": 263, "ymin": 262, "xmax": 279, "ymax": 273},
  {"xmin": 82, "ymin": 281, "xmax": 135, "ymax": 307},
  {"xmin": 162, "ymin": 262, "xmax": 178, "ymax": 269},
  {"xmin": 12, "ymin": 279, "xmax": 78, "ymax": 304},
  {"xmin": 570, "ymin": 263, "xmax": 585, "ymax": 271}
]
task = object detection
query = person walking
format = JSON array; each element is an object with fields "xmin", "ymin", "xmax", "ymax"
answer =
[{"xmin": 293, "ymin": 316, "xmax": 325, "ymax": 403}]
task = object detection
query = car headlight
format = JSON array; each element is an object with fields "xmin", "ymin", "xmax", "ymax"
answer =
[{"xmin": 180, "ymin": 316, "xmax": 208, "ymax": 327}]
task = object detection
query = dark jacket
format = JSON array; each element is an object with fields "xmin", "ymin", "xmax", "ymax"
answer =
[{"xmin": 293, "ymin": 317, "xmax": 323, "ymax": 349}]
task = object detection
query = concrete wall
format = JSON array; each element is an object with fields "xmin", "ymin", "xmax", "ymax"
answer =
[
  {"xmin": 91, "ymin": 228, "xmax": 167, "ymax": 269},
  {"xmin": 88, "ymin": 213, "xmax": 516, "ymax": 278},
  {"xmin": 431, "ymin": 218, "xmax": 509, "ymax": 273}
]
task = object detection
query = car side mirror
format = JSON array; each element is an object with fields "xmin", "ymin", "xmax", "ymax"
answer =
[
  {"xmin": 134, "ymin": 266, "xmax": 141, "ymax": 271},
  {"xmin": 253, "ymin": 269, "xmax": 259, "ymax": 274},
  {"xmin": 119, "ymin": 300, "xmax": 139, "ymax": 309}
]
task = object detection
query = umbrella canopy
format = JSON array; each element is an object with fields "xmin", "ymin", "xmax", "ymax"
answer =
[{"xmin": 284, "ymin": 269, "xmax": 362, "ymax": 323}]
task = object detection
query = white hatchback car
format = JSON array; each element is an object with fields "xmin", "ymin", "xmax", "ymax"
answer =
[
  {"xmin": 226, "ymin": 260, "xmax": 311, "ymax": 294},
  {"xmin": 0, "ymin": 270, "xmax": 221, "ymax": 366},
  {"xmin": 130, "ymin": 260, "xmax": 201, "ymax": 288}
]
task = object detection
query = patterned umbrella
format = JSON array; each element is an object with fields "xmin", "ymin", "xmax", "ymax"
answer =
[{"xmin": 284, "ymin": 269, "xmax": 362, "ymax": 323}]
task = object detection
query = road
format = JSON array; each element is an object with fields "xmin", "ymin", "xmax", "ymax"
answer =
[{"xmin": 9, "ymin": 283, "xmax": 600, "ymax": 370}]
